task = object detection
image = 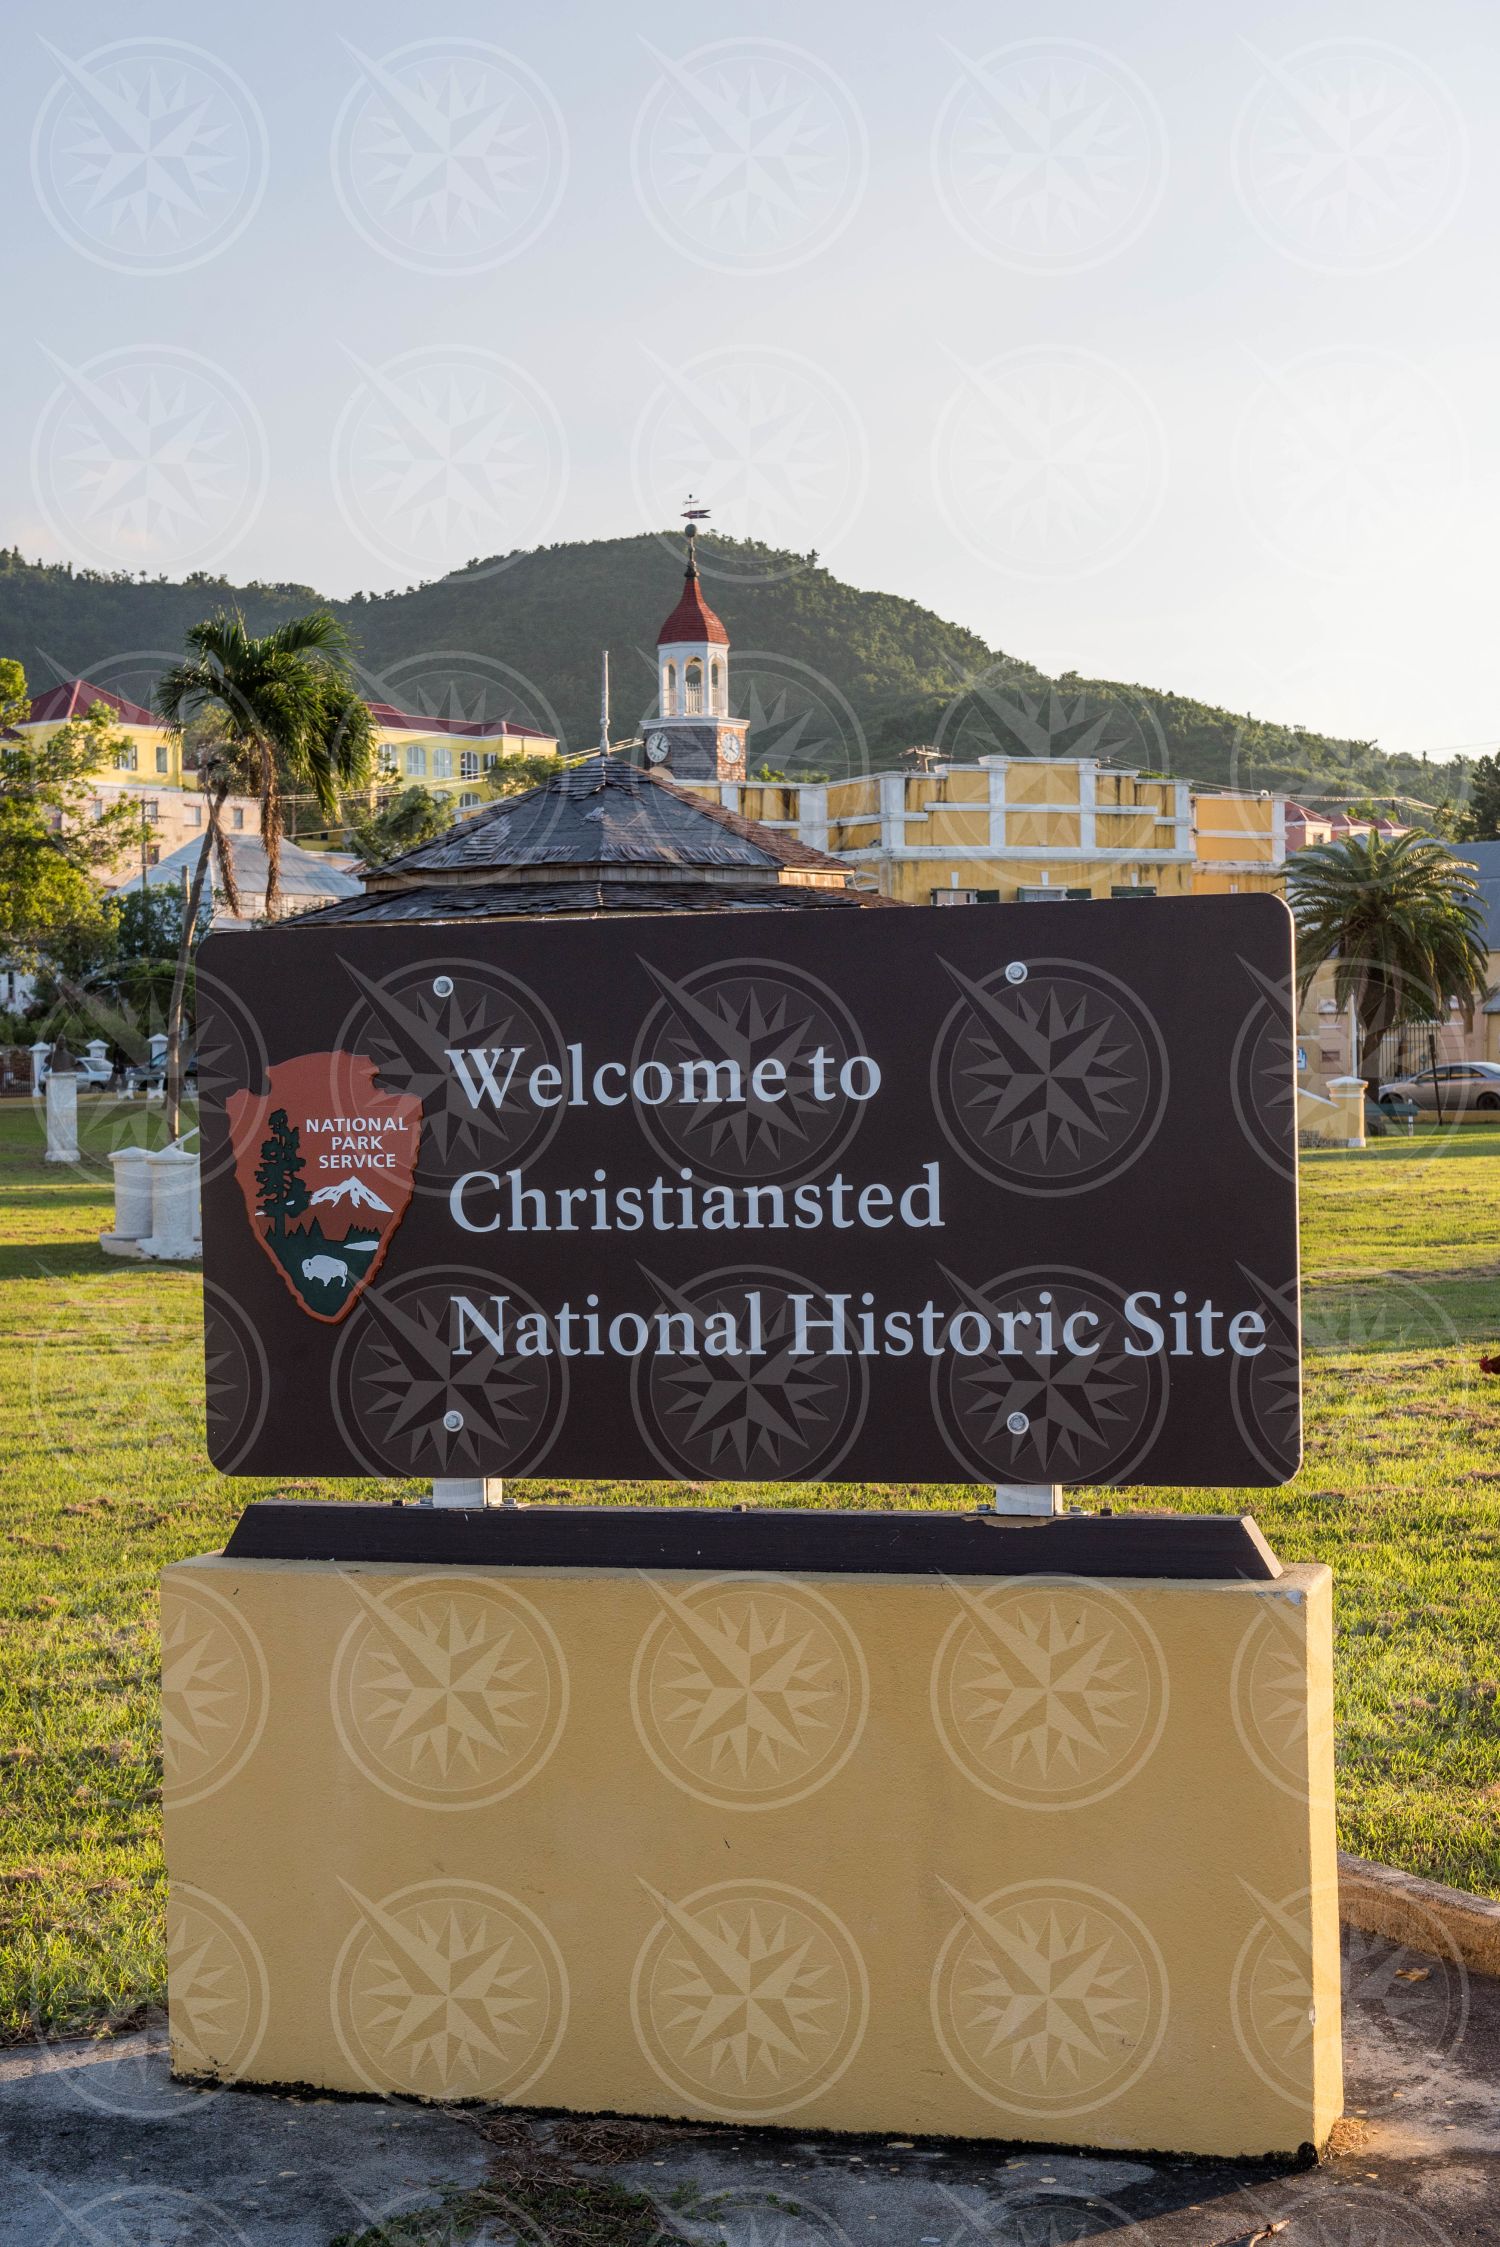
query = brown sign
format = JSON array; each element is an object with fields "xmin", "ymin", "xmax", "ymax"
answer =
[{"xmin": 196, "ymin": 896, "xmax": 1301, "ymax": 1487}]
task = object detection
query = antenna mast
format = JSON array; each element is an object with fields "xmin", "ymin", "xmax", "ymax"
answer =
[{"xmin": 599, "ymin": 649, "xmax": 610, "ymax": 756}]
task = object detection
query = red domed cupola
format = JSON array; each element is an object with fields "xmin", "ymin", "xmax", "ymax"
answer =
[
  {"xmin": 656, "ymin": 553, "xmax": 729, "ymax": 648},
  {"xmin": 644, "ymin": 509, "xmax": 750, "ymax": 783}
]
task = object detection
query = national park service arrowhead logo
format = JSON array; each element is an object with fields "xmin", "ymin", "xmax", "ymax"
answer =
[{"xmin": 227, "ymin": 1053, "xmax": 421, "ymax": 1322}]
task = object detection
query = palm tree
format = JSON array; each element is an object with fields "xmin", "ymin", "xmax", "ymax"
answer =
[
  {"xmin": 154, "ymin": 610, "xmax": 375, "ymax": 1135},
  {"xmin": 1288, "ymin": 831, "xmax": 1492, "ymax": 1090},
  {"xmin": 157, "ymin": 611, "xmax": 374, "ymax": 910},
  {"xmin": 153, "ymin": 734, "xmax": 244, "ymax": 1138}
]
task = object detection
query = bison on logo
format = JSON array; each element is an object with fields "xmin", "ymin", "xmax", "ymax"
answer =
[{"xmin": 227, "ymin": 1053, "xmax": 421, "ymax": 1323}]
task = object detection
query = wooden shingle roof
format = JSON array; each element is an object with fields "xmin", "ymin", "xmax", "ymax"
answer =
[
  {"xmin": 361, "ymin": 756, "xmax": 853, "ymax": 888},
  {"xmin": 289, "ymin": 754, "xmax": 894, "ymax": 926}
]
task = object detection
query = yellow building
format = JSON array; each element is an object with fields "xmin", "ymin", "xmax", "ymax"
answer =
[
  {"xmin": 15, "ymin": 677, "xmax": 181, "ymax": 780},
  {"xmin": 1190, "ymin": 790, "xmax": 1287, "ymax": 897},
  {"xmin": 680, "ymin": 758, "xmax": 1286, "ymax": 904},
  {"xmin": 365, "ymin": 700, "xmax": 558, "ymax": 812},
  {"xmin": 10, "ymin": 678, "xmax": 246, "ymax": 876},
  {"xmin": 9, "ymin": 677, "xmax": 560, "ymax": 874}
]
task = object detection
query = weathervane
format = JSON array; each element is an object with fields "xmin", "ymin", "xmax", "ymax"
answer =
[{"xmin": 682, "ymin": 493, "xmax": 709, "ymax": 572}]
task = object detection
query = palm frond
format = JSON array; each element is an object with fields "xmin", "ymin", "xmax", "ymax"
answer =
[
  {"xmin": 155, "ymin": 606, "xmax": 374, "ymax": 898},
  {"xmin": 1287, "ymin": 830, "xmax": 1493, "ymax": 1071}
]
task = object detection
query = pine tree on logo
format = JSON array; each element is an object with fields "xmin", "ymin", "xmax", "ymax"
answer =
[{"xmin": 256, "ymin": 1108, "xmax": 309, "ymax": 1241}]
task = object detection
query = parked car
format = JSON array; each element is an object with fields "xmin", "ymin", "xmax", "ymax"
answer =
[
  {"xmin": 39, "ymin": 1049, "xmax": 115, "ymax": 1089},
  {"xmin": 124, "ymin": 1053, "xmax": 196, "ymax": 1098},
  {"xmin": 1377, "ymin": 1061, "xmax": 1500, "ymax": 1114}
]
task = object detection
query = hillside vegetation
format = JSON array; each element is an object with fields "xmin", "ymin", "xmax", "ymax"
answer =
[{"xmin": 0, "ymin": 536, "xmax": 1464, "ymax": 803}]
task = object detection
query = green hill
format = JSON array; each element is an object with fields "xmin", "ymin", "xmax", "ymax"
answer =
[{"xmin": 0, "ymin": 534, "xmax": 1465, "ymax": 807}]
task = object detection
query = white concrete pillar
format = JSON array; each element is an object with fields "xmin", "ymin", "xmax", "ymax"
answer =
[
  {"xmin": 45, "ymin": 1060, "xmax": 80, "ymax": 1163},
  {"xmin": 29, "ymin": 1040, "xmax": 49, "ymax": 1098},
  {"xmin": 796, "ymin": 782, "xmax": 829, "ymax": 853},
  {"xmin": 1079, "ymin": 761, "xmax": 1099, "ymax": 851},
  {"xmin": 978, "ymin": 755, "xmax": 1008, "ymax": 850},
  {"xmin": 878, "ymin": 769, "xmax": 906, "ymax": 854},
  {"xmin": 86, "ymin": 1039, "xmax": 110, "ymax": 1080},
  {"xmin": 1326, "ymin": 1076, "xmax": 1367, "ymax": 1150},
  {"xmin": 106, "ymin": 1148, "xmax": 154, "ymax": 1246},
  {"xmin": 139, "ymin": 1146, "xmax": 200, "ymax": 1259}
]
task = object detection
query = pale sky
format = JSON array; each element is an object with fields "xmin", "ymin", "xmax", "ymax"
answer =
[{"xmin": 2, "ymin": 0, "xmax": 1496, "ymax": 758}]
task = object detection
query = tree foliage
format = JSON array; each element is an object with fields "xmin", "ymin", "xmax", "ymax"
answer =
[
  {"xmin": 27, "ymin": 887, "xmax": 195, "ymax": 1055},
  {"xmin": 154, "ymin": 608, "xmax": 373, "ymax": 1129},
  {"xmin": 0, "ymin": 669, "xmax": 139, "ymax": 963},
  {"xmin": 487, "ymin": 752, "xmax": 570, "ymax": 798},
  {"xmin": 1456, "ymin": 753, "xmax": 1500, "ymax": 842},
  {"xmin": 155, "ymin": 609, "xmax": 374, "ymax": 915},
  {"xmin": 346, "ymin": 784, "xmax": 450, "ymax": 867},
  {"xmin": 1288, "ymin": 832, "xmax": 1493, "ymax": 1083}
]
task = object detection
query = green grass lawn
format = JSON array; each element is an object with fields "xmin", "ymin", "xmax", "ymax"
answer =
[{"xmin": 2, "ymin": 1097, "xmax": 1500, "ymax": 2042}]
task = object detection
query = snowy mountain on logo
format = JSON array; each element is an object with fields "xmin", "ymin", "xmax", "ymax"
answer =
[{"xmin": 308, "ymin": 1174, "xmax": 393, "ymax": 1214}]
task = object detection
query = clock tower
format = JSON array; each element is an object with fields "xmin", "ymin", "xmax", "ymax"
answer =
[{"xmin": 642, "ymin": 515, "xmax": 750, "ymax": 782}]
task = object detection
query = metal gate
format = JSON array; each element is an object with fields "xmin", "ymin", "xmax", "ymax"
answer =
[{"xmin": 1369, "ymin": 1020, "xmax": 1460, "ymax": 1082}]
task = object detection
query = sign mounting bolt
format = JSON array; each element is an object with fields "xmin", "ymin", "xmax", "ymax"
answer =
[
  {"xmin": 1004, "ymin": 961, "xmax": 1027, "ymax": 985},
  {"xmin": 442, "ymin": 1409, "xmax": 464, "ymax": 1432},
  {"xmin": 1006, "ymin": 1410, "xmax": 1030, "ymax": 1435},
  {"xmin": 433, "ymin": 975, "xmax": 455, "ymax": 998}
]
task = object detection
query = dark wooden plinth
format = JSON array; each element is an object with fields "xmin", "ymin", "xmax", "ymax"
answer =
[{"xmin": 222, "ymin": 1502, "xmax": 1281, "ymax": 1581}]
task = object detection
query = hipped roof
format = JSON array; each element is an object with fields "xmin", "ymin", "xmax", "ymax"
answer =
[
  {"xmin": 361, "ymin": 755, "xmax": 853, "ymax": 886},
  {"xmin": 288, "ymin": 754, "xmax": 891, "ymax": 926},
  {"xmin": 21, "ymin": 678, "xmax": 157, "ymax": 727},
  {"xmin": 113, "ymin": 834, "xmax": 363, "ymax": 901}
]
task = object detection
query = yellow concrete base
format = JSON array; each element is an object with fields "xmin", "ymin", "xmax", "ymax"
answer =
[{"xmin": 161, "ymin": 1555, "xmax": 1340, "ymax": 2158}]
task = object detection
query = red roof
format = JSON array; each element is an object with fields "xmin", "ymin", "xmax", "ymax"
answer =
[
  {"xmin": 23, "ymin": 678, "xmax": 157, "ymax": 727},
  {"xmin": 367, "ymin": 700, "xmax": 549, "ymax": 740},
  {"xmin": 657, "ymin": 562, "xmax": 729, "ymax": 648},
  {"xmin": 15, "ymin": 678, "xmax": 549, "ymax": 742}
]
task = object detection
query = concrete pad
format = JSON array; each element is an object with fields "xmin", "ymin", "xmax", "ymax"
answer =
[
  {"xmin": 1, "ymin": 1921, "xmax": 1496, "ymax": 2245},
  {"xmin": 602, "ymin": 1926, "xmax": 1500, "ymax": 2242},
  {"xmin": 0, "ymin": 2027, "xmax": 489, "ymax": 2246}
]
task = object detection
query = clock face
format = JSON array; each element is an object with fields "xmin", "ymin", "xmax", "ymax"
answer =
[
  {"xmin": 645, "ymin": 733, "xmax": 669, "ymax": 764},
  {"xmin": 718, "ymin": 733, "xmax": 743, "ymax": 765}
]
